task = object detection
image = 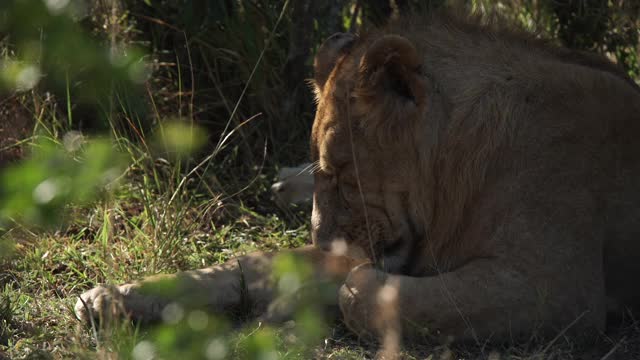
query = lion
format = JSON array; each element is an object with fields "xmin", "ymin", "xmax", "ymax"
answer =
[{"xmin": 75, "ymin": 11, "xmax": 640, "ymax": 345}]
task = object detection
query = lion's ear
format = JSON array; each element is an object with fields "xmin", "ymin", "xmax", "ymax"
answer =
[
  {"xmin": 358, "ymin": 35, "xmax": 426, "ymax": 106},
  {"xmin": 313, "ymin": 33, "xmax": 356, "ymax": 90}
]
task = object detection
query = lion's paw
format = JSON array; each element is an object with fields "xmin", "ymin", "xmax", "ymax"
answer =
[
  {"xmin": 338, "ymin": 264, "xmax": 389, "ymax": 339},
  {"xmin": 74, "ymin": 285, "xmax": 122, "ymax": 324},
  {"xmin": 75, "ymin": 284, "xmax": 169, "ymax": 325}
]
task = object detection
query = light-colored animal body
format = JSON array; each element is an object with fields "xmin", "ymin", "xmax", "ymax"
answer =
[{"xmin": 271, "ymin": 163, "xmax": 314, "ymax": 206}]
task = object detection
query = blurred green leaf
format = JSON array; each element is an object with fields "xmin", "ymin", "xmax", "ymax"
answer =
[
  {"xmin": 154, "ymin": 121, "xmax": 208, "ymax": 160},
  {"xmin": 0, "ymin": 137, "xmax": 125, "ymax": 227},
  {"xmin": 295, "ymin": 307, "xmax": 327, "ymax": 346},
  {"xmin": 273, "ymin": 253, "xmax": 312, "ymax": 287},
  {"xmin": 242, "ymin": 327, "xmax": 278, "ymax": 360},
  {"xmin": 0, "ymin": 0, "xmax": 148, "ymax": 125}
]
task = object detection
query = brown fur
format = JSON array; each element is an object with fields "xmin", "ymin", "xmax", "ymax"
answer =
[
  {"xmin": 76, "ymin": 10, "xmax": 640, "ymax": 346},
  {"xmin": 312, "ymin": 10, "xmax": 640, "ymax": 341}
]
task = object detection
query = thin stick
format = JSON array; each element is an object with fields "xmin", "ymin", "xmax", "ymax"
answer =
[
  {"xmin": 600, "ymin": 337, "xmax": 625, "ymax": 360},
  {"xmin": 541, "ymin": 310, "xmax": 589, "ymax": 354}
]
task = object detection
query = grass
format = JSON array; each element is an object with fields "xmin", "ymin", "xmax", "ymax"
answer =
[{"xmin": 0, "ymin": 144, "xmax": 314, "ymax": 358}]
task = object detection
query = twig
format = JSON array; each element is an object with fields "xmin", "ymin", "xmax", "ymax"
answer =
[
  {"xmin": 541, "ymin": 310, "xmax": 589, "ymax": 354},
  {"xmin": 77, "ymin": 295, "xmax": 100, "ymax": 347},
  {"xmin": 600, "ymin": 336, "xmax": 625, "ymax": 360}
]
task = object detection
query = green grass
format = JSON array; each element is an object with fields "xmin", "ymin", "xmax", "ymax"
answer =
[{"xmin": 0, "ymin": 151, "xmax": 313, "ymax": 358}]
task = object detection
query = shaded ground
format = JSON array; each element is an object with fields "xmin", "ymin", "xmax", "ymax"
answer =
[{"xmin": 0, "ymin": 95, "xmax": 31, "ymax": 168}]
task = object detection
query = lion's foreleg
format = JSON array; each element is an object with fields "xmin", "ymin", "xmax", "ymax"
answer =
[
  {"xmin": 75, "ymin": 245, "xmax": 362, "ymax": 324},
  {"xmin": 338, "ymin": 257, "xmax": 605, "ymax": 344}
]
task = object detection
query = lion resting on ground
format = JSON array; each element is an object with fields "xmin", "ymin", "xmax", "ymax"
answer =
[{"xmin": 76, "ymin": 12, "xmax": 640, "ymax": 344}]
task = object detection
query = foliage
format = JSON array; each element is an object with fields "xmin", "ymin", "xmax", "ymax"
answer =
[
  {"xmin": 0, "ymin": 0, "xmax": 147, "ymax": 129},
  {"xmin": 471, "ymin": 0, "xmax": 640, "ymax": 77},
  {"xmin": 1, "ymin": 138, "xmax": 124, "ymax": 228}
]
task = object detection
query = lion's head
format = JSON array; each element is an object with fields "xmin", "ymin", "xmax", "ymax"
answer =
[{"xmin": 309, "ymin": 32, "xmax": 439, "ymax": 274}]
